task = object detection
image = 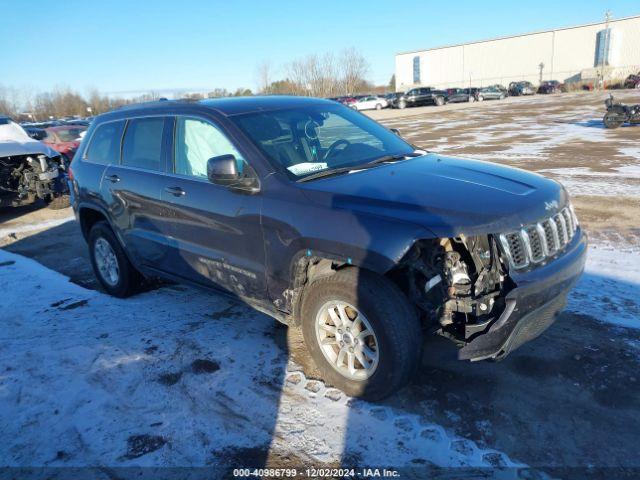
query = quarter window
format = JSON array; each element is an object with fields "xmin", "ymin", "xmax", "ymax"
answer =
[
  {"xmin": 174, "ymin": 117, "xmax": 244, "ymax": 178},
  {"xmin": 121, "ymin": 117, "xmax": 165, "ymax": 171},
  {"xmin": 85, "ymin": 121, "xmax": 126, "ymax": 165}
]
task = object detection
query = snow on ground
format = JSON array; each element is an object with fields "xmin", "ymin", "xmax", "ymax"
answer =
[
  {"xmin": 0, "ymin": 249, "xmax": 526, "ymax": 473},
  {"xmin": 567, "ymin": 246, "xmax": 640, "ymax": 330},
  {"xmin": 535, "ymin": 166, "xmax": 640, "ymax": 198}
]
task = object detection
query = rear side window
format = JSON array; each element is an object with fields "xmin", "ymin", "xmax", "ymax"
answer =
[
  {"xmin": 122, "ymin": 117, "xmax": 165, "ymax": 171},
  {"xmin": 85, "ymin": 121, "xmax": 125, "ymax": 165}
]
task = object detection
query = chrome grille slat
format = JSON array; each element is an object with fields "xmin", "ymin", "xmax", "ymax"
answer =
[
  {"xmin": 553, "ymin": 214, "xmax": 566, "ymax": 246},
  {"xmin": 500, "ymin": 206, "xmax": 579, "ymax": 270},
  {"xmin": 525, "ymin": 226, "xmax": 545, "ymax": 263}
]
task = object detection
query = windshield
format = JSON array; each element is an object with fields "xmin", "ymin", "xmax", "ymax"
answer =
[
  {"xmin": 55, "ymin": 128, "xmax": 86, "ymax": 142},
  {"xmin": 231, "ymin": 103, "xmax": 415, "ymax": 179}
]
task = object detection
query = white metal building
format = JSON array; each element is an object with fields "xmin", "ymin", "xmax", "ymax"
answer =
[{"xmin": 395, "ymin": 15, "xmax": 640, "ymax": 91}]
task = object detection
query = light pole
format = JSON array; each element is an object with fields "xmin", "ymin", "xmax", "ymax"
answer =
[
  {"xmin": 538, "ymin": 62, "xmax": 545, "ymax": 84},
  {"xmin": 600, "ymin": 10, "xmax": 612, "ymax": 90}
]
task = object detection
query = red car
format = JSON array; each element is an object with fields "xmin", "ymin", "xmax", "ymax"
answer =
[{"xmin": 43, "ymin": 125, "xmax": 87, "ymax": 161}]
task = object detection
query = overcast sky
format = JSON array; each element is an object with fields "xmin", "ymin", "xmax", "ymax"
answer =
[{"xmin": 2, "ymin": 0, "xmax": 638, "ymax": 96}]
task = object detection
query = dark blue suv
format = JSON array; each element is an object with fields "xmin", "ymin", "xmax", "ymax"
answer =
[{"xmin": 69, "ymin": 96, "xmax": 587, "ymax": 399}]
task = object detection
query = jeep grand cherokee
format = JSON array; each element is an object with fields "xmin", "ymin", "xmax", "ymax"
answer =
[{"xmin": 69, "ymin": 96, "xmax": 587, "ymax": 400}]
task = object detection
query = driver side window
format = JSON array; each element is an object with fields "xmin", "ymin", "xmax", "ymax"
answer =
[
  {"xmin": 174, "ymin": 117, "xmax": 244, "ymax": 178},
  {"xmin": 315, "ymin": 113, "xmax": 384, "ymax": 151}
]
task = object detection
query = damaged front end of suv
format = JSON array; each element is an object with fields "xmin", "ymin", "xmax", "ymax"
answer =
[
  {"xmin": 391, "ymin": 204, "xmax": 585, "ymax": 362},
  {"xmin": 0, "ymin": 116, "xmax": 69, "ymax": 209}
]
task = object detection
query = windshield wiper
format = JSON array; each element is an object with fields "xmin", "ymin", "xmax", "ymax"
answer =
[
  {"xmin": 297, "ymin": 151, "xmax": 425, "ymax": 183},
  {"xmin": 297, "ymin": 166, "xmax": 357, "ymax": 183},
  {"xmin": 365, "ymin": 151, "xmax": 425, "ymax": 166}
]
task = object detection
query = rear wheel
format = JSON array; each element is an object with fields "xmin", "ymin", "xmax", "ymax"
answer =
[
  {"xmin": 398, "ymin": 100, "xmax": 406, "ymax": 109},
  {"xmin": 434, "ymin": 96, "xmax": 445, "ymax": 106},
  {"xmin": 603, "ymin": 112, "xmax": 624, "ymax": 129},
  {"xmin": 375, "ymin": 103, "xmax": 382, "ymax": 110},
  {"xmin": 300, "ymin": 268, "xmax": 422, "ymax": 400},
  {"xmin": 499, "ymin": 93, "xmax": 505, "ymax": 100},
  {"xmin": 88, "ymin": 221, "xmax": 142, "ymax": 297},
  {"xmin": 477, "ymin": 95, "xmax": 484, "ymax": 102}
]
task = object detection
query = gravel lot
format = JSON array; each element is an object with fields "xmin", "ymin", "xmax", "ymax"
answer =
[{"xmin": 1, "ymin": 91, "xmax": 639, "ymax": 479}]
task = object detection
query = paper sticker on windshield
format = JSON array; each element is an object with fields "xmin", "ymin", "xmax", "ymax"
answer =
[{"xmin": 287, "ymin": 162, "xmax": 327, "ymax": 176}]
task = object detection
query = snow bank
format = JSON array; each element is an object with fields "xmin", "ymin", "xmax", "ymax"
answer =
[{"xmin": 0, "ymin": 249, "xmax": 524, "ymax": 472}]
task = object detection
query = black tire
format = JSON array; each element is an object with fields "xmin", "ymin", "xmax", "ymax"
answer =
[
  {"xmin": 603, "ymin": 112, "xmax": 624, "ymax": 129},
  {"xmin": 300, "ymin": 268, "xmax": 422, "ymax": 400},
  {"xmin": 88, "ymin": 221, "xmax": 142, "ymax": 297},
  {"xmin": 46, "ymin": 194, "xmax": 70, "ymax": 210}
]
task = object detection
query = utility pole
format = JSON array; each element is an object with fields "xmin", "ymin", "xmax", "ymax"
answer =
[{"xmin": 538, "ymin": 62, "xmax": 545, "ymax": 84}]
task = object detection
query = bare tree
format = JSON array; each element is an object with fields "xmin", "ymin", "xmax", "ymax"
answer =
[
  {"xmin": 339, "ymin": 47, "xmax": 369, "ymax": 95},
  {"xmin": 0, "ymin": 85, "xmax": 22, "ymax": 117},
  {"xmin": 256, "ymin": 61, "xmax": 273, "ymax": 94}
]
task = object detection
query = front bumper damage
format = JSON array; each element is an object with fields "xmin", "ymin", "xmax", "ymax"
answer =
[
  {"xmin": 0, "ymin": 154, "xmax": 67, "ymax": 207},
  {"xmin": 459, "ymin": 230, "xmax": 588, "ymax": 361}
]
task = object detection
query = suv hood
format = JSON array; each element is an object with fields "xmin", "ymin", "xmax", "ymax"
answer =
[{"xmin": 298, "ymin": 153, "xmax": 567, "ymax": 237}]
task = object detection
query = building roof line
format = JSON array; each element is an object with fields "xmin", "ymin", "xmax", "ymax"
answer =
[{"xmin": 395, "ymin": 14, "xmax": 640, "ymax": 56}]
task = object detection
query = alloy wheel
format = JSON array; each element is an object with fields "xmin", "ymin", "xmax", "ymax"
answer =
[
  {"xmin": 315, "ymin": 300, "xmax": 379, "ymax": 380},
  {"xmin": 94, "ymin": 237, "xmax": 120, "ymax": 286}
]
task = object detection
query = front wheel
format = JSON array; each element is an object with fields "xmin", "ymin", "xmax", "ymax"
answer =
[
  {"xmin": 434, "ymin": 96, "xmax": 445, "ymax": 106},
  {"xmin": 603, "ymin": 112, "xmax": 625, "ymax": 129},
  {"xmin": 375, "ymin": 103, "xmax": 382, "ymax": 110},
  {"xmin": 477, "ymin": 95, "xmax": 484, "ymax": 102},
  {"xmin": 300, "ymin": 268, "xmax": 422, "ymax": 400},
  {"xmin": 468, "ymin": 96, "xmax": 475, "ymax": 103},
  {"xmin": 88, "ymin": 221, "xmax": 143, "ymax": 297},
  {"xmin": 398, "ymin": 101, "xmax": 406, "ymax": 109}
]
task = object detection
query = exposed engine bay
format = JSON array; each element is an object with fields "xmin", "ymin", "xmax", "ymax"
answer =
[
  {"xmin": 0, "ymin": 153, "xmax": 67, "ymax": 207},
  {"xmin": 392, "ymin": 236, "xmax": 512, "ymax": 345}
]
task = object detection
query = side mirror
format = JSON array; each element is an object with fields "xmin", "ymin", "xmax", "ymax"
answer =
[
  {"xmin": 390, "ymin": 128, "xmax": 401, "ymax": 136},
  {"xmin": 207, "ymin": 154, "xmax": 239, "ymax": 185}
]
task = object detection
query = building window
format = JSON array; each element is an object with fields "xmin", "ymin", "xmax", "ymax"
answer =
[
  {"xmin": 594, "ymin": 28, "xmax": 611, "ymax": 67},
  {"xmin": 413, "ymin": 56, "xmax": 421, "ymax": 84}
]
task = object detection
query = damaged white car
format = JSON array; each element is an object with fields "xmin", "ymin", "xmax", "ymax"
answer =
[{"xmin": 0, "ymin": 115, "xmax": 69, "ymax": 209}]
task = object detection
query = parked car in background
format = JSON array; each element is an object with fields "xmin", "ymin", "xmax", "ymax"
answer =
[
  {"xmin": 538, "ymin": 80, "xmax": 564, "ymax": 94},
  {"xmin": 508, "ymin": 81, "xmax": 536, "ymax": 96},
  {"xmin": 392, "ymin": 87, "xmax": 447, "ymax": 108},
  {"xmin": 479, "ymin": 86, "xmax": 507, "ymax": 100},
  {"xmin": 43, "ymin": 125, "xmax": 88, "ymax": 161},
  {"xmin": 352, "ymin": 95, "xmax": 388, "ymax": 111},
  {"xmin": 623, "ymin": 73, "xmax": 640, "ymax": 89},
  {"xmin": 334, "ymin": 96, "xmax": 357, "ymax": 106},
  {"xmin": 22, "ymin": 126, "xmax": 48, "ymax": 141},
  {"xmin": 446, "ymin": 88, "xmax": 478, "ymax": 103},
  {"xmin": 70, "ymin": 96, "xmax": 586, "ymax": 400},
  {"xmin": 384, "ymin": 92, "xmax": 404, "ymax": 105},
  {"xmin": 490, "ymin": 84, "xmax": 509, "ymax": 96},
  {"xmin": 63, "ymin": 119, "xmax": 91, "ymax": 127}
]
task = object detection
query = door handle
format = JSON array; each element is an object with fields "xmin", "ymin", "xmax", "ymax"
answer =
[
  {"xmin": 165, "ymin": 186, "xmax": 186, "ymax": 197},
  {"xmin": 105, "ymin": 174, "xmax": 120, "ymax": 183}
]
